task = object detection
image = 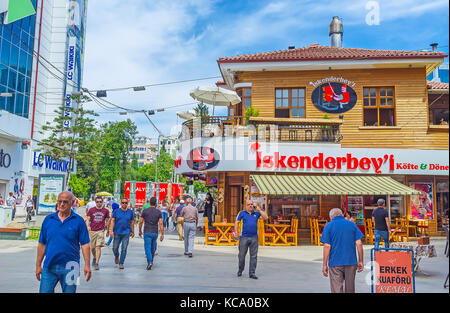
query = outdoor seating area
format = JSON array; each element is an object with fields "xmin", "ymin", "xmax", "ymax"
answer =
[
  {"xmin": 363, "ymin": 217, "xmax": 432, "ymax": 245},
  {"xmin": 259, "ymin": 218, "xmax": 299, "ymax": 246},
  {"xmin": 204, "ymin": 217, "xmax": 239, "ymax": 246}
]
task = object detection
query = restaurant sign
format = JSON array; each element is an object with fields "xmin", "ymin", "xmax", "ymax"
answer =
[
  {"xmin": 176, "ymin": 137, "xmax": 449, "ymax": 176},
  {"xmin": 310, "ymin": 77, "xmax": 357, "ymax": 114}
]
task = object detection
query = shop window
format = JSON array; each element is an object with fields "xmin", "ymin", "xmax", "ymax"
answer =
[
  {"xmin": 364, "ymin": 195, "xmax": 387, "ymax": 219},
  {"xmin": 275, "ymin": 88, "xmax": 305, "ymax": 118},
  {"xmin": 363, "ymin": 87, "xmax": 395, "ymax": 126},
  {"xmin": 428, "ymin": 93, "xmax": 449, "ymax": 125}
]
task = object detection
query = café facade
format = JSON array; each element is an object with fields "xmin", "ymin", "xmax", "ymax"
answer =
[{"xmin": 175, "ymin": 43, "xmax": 449, "ymax": 237}]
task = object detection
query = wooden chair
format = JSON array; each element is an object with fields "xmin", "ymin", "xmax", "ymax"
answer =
[
  {"xmin": 204, "ymin": 217, "xmax": 219, "ymax": 245},
  {"xmin": 417, "ymin": 220, "xmax": 429, "ymax": 236},
  {"xmin": 309, "ymin": 218, "xmax": 316, "ymax": 244},
  {"xmin": 285, "ymin": 218, "xmax": 298, "ymax": 246},
  {"xmin": 364, "ymin": 219, "xmax": 374, "ymax": 245},
  {"xmin": 311, "ymin": 219, "xmax": 322, "ymax": 246},
  {"xmin": 257, "ymin": 219, "xmax": 274, "ymax": 246}
]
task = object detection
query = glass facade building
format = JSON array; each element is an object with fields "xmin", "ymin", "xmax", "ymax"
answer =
[{"xmin": 0, "ymin": 0, "xmax": 37, "ymax": 118}]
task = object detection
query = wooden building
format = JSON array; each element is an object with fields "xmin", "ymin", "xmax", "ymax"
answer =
[{"xmin": 176, "ymin": 43, "xmax": 448, "ymax": 238}]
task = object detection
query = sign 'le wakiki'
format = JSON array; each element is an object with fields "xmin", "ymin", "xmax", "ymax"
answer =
[{"xmin": 32, "ymin": 152, "xmax": 73, "ymax": 173}]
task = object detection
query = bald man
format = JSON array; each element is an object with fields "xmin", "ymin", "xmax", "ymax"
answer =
[{"xmin": 36, "ymin": 191, "xmax": 91, "ymax": 293}]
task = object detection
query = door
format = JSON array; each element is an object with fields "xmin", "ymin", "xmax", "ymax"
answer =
[{"xmin": 229, "ymin": 186, "xmax": 241, "ymax": 221}]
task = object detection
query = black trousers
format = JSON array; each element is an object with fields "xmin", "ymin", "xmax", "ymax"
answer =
[{"xmin": 238, "ymin": 236, "xmax": 258, "ymax": 275}]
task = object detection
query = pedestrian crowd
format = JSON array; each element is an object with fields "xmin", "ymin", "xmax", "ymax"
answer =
[{"xmin": 33, "ymin": 190, "xmax": 388, "ymax": 294}]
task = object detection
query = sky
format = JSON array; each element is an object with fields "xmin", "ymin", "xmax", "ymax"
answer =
[{"xmin": 81, "ymin": 0, "xmax": 449, "ymax": 141}]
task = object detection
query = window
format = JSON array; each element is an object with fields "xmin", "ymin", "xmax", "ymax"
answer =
[
  {"xmin": 275, "ymin": 88, "xmax": 305, "ymax": 118},
  {"xmin": 235, "ymin": 87, "xmax": 251, "ymax": 117},
  {"xmin": 363, "ymin": 87, "xmax": 395, "ymax": 126},
  {"xmin": 428, "ymin": 93, "xmax": 449, "ymax": 125}
]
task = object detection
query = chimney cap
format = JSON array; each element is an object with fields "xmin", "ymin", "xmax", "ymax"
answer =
[
  {"xmin": 288, "ymin": 45, "xmax": 295, "ymax": 49},
  {"xmin": 329, "ymin": 16, "xmax": 343, "ymax": 36}
]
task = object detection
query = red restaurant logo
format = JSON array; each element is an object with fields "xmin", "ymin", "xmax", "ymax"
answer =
[{"xmin": 256, "ymin": 151, "xmax": 394, "ymax": 173}]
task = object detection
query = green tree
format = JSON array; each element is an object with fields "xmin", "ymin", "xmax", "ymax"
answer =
[
  {"xmin": 193, "ymin": 102, "xmax": 209, "ymax": 117},
  {"xmin": 69, "ymin": 174, "xmax": 90, "ymax": 199},
  {"xmin": 97, "ymin": 120, "xmax": 137, "ymax": 193}
]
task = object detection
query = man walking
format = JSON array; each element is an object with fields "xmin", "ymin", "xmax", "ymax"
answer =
[
  {"xmin": 174, "ymin": 200, "xmax": 185, "ymax": 240},
  {"xmin": 110, "ymin": 198, "xmax": 134, "ymax": 269},
  {"xmin": 35, "ymin": 191, "xmax": 91, "ymax": 293},
  {"xmin": 6, "ymin": 192, "xmax": 16, "ymax": 220},
  {"xmin": 180, "ymin": 197, "xmax": 198, "ymax": 257},
  {"xmin": 234, "ymin": 200, "xmax": 268, "ymax": 279},
  {"xmin": 372, "ymin": 198, "xmax": 391, "ymax": 249},
  {"xmin": 86, "ymin": 196, "xmax": 110, "ymax": 270},
  {"xmin": 320, "ymin": 208, "xmax": 364, "ymax": 293},
  {"xmin": 139, "ymin": 197, "xmax": 164, "ymax": 270},
  {"xmin": 25, "ymin": 195, "xmax": 36, "ymax": 223}
]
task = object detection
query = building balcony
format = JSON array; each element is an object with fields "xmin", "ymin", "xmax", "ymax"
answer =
[{"xmin": 181, "ymin": 116, "xmax": 343, "ymax": 143}]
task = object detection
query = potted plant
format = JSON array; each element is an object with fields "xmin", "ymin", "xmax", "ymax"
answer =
[{"xmin": 320, "ymin": 113, "xmax": 333, "ymax": 142}]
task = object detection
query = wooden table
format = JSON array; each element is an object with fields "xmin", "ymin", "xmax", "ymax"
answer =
[
  {"xmin": 212, "ymin": 222, "xmax": 238, "ymax": 246},
  {"xmin": 266, "ymin": 224, "xmax": 291, "ymax": 245}
]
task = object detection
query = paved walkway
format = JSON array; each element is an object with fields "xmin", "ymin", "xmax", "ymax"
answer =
[{"xmin": 0, "ymin": 230, "xmax": 448, "ymax": 293}]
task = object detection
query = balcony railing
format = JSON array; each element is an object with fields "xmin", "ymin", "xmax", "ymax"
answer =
[{"xmin": 181, "ymin": 116, "xmax": 343, "ymax": 143}]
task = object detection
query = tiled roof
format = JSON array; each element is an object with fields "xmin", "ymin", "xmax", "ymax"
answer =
[
  {"xmin": 427, "ymin": 80, "xmax": 449, "ymax": 90},
  {"xmin": 218, "ymin": 45, "xmax": 447, "ymax": 63}
]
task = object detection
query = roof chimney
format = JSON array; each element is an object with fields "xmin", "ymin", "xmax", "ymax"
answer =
[
  {"xmin": 430, "ymin": 43, "xmax": 440, "ymax": 82},
  {"xmin": 329, "ymin": 16, "xmax": 343, "ymax": 47}
]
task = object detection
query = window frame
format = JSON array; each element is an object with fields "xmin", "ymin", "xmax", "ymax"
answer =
[
  {"xmin": 275, "ymin": 87, "xmax": 306, "ymax": 118},
  {"xmin": 363, "ymin": 86, "xmax": 396, "ymax": 126},
  {"xmin": 236, "ymin": 87, "xmax": 251, "ymax": 117}
]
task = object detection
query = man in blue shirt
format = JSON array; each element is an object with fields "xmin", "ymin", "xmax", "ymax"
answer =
[
  {"xmin": 110, "ymin": 198, "xmax": 135, "ymax": 269},
  {"xmin": 234, "ymin": 200, "xmax": 268, "ymax": 279},
  {"xmin": 35, "ymin": 191, "xmax": 91, "ymax": 293},
  {"xmin": 320, "ymin": 208, "xmax": 364, "ymax": 293}
]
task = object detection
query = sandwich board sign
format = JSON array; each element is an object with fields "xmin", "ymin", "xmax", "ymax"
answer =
[{"xmin": 371, "ymin": 248, "xmax": 415, "ymax": 293}]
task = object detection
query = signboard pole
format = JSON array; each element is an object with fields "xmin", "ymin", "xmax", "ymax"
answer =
[
  {"xmin": 130, "ymin": 181, "xmax": 136, "ymax": 209},
  {"xmin": 113, "ymin": 180, "xmax": 121, "ymax": 202}
]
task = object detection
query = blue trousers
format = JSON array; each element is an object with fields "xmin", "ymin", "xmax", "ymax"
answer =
[
  {"xmin": 374, "ymin": 229, "xmax": 390, "ymax": 249},
  {"xmin": 161, "ymin": 212, "xmax": 168, "ymax": 228},
  {"xmin": 144, "ymin": 232, "xmax": 158, "ymax": 264},
  {"xmin": 112, "ymin": 234, "xmax": 130, "ymax": 264},
  {"xmin": 39, "ymin": 264, "xmax": 79, "ymax": 293}
]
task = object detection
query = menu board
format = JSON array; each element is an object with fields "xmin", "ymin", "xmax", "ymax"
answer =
[
  {"xmin": 347, "ymin": 195, "xmax": 364, "ymax": 226},
  {"xmin": 37, "ymin": 175, "xmax": 65, "ymax": 214}
]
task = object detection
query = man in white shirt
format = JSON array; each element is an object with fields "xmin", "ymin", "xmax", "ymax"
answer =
[{"xmin": 86, "ymin": 198, "xmax": 96, "ymax": 214}]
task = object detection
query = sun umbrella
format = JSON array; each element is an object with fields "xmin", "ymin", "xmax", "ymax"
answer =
[
  {"xmin": 96, "ymin": 191, "xmax": 112, "ymax": 197},
  {"xmin": 176, "ymin": 110, "xmax": 196, "ymax": 120},
  {"xmin": 189, "ymin": 86, "xmax": 241, "ymax": 115}
]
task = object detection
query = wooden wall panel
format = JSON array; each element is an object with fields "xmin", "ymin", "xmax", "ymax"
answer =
[{"xmin": 238, "ymin": 67, "xmax": 448, "ymax": 150}]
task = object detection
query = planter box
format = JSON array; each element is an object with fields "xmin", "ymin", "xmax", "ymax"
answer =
[{"xmin": 0, "ymin": 228, "xmax": 28, "ymax": 240}]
